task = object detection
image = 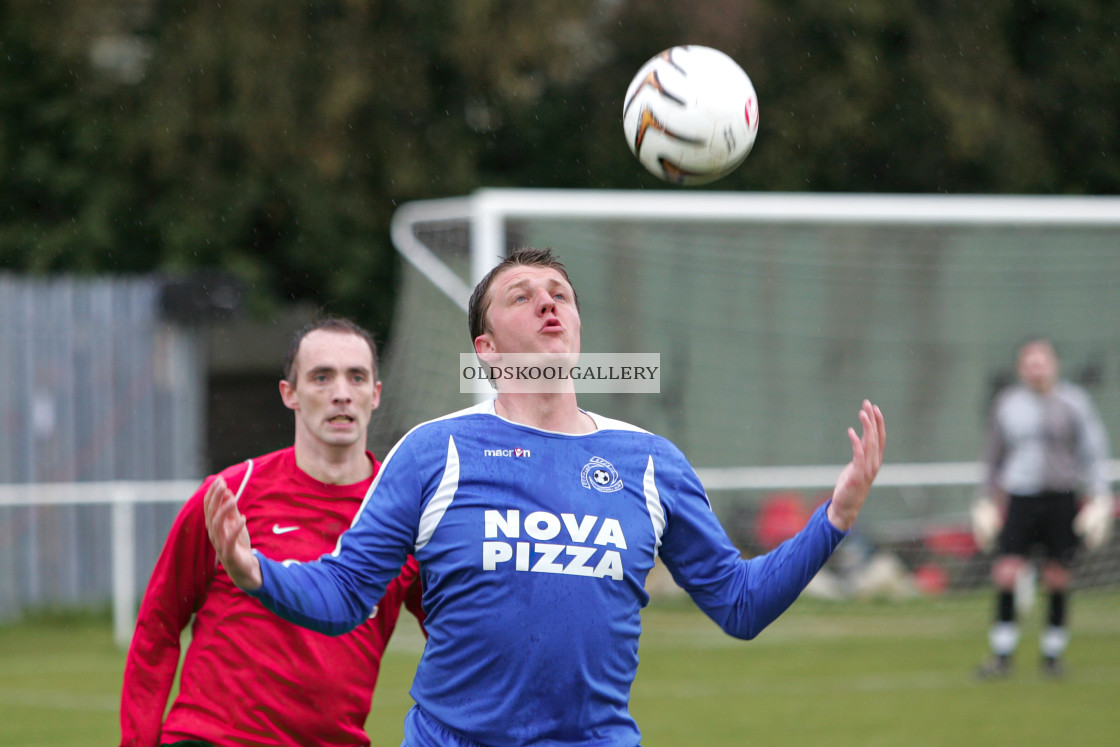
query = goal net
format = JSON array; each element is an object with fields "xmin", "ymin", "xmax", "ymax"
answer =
[{"xmin": 379, "ymin": 189, "xmax": 1120, "ymax": 596}]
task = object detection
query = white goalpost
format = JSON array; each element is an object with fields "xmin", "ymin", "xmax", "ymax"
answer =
[
  {"xmin": 383, "ymin": 188, "xmax": 1120, "ymax": 591},
  {"xmin": 393, "ymin": 189, "xmax": 1120, "ymax": 306}
]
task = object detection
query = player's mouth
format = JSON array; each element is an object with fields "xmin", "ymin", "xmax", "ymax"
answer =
[
  {"xmin": 326, "ymin": 414, "xmax": 355, "ymax": 426},
  {"xmin": 540, "ymin": 317, "xmax": 564, "ymax": 332}
]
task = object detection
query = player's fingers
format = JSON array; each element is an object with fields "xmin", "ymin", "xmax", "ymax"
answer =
[
  {"xmin": 874, "ymin": 407, "xmax": 886, "ymax": 467},
  {"xmin": 210, "ymin": 491, "xmax": 241, "ymax": 542},
  {"xmin": 847, "ymin": 426, "xmax": 864, "ymax": 474},
  {"xmin": 862, "ymin": 411, "xmax": 884, "ymax": 481},
  {"xmin": 202, "ymin": 476, "xmax": 218, "ymax": 515},
  {"xmin": 862, "ymin": 401, "xmax": 884, "ymax": 471},
  {"xmin": 863, "ymin": 405, "xmax": 880, "ymax": 471},
  {"xmin": 874, "ymin": 404, "xmax": 886, "ymax": 456},
  {"xmin": 206, "ymin": 496, "xmax": 225, "ymax": 542},
  {"xmin": 208, "ymin": 489, "xmax": 231, "ymax": 534},
  {"xmin": 859, "ymin": 404, "xmax": 873, "ymax": 435},
  {"xmin": 203, "ymin": 476, "xmax": 230, "ymax": 521},
  {"xmin": 858, "ymin": 408, "xmax": 875, "ymax": 467}
]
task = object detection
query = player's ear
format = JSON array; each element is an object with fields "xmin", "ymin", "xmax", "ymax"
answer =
[
  {"xmin": 279, "ymin": 378, "xmax": 299, "ymax": 411},
  {"xmin": 370, "ymin": 380, "xmax": 382, "ymax": 411},
  {"xmin": 474, "ymin": 334, "xmax": 498, "ymax": 360}
]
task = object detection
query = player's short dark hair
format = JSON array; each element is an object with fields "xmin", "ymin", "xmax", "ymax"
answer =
[
  {"xmin": 467, "ymin": 247, "xmax": 580, "ymax": 342},
  {"xmin": 283, "ymin": 315, "xmax": 379, "ymax": 385}
]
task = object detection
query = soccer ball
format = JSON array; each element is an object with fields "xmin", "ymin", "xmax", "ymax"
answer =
[{"xmin": 622, "ymin": 45, "xmax": 759, "ymax": 186}]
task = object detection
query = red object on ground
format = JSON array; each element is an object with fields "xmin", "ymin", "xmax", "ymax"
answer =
[
  {"xmin": 755, "ymin": 492, "xmax": 812, "ymax": 550},
  {"xmin": 923, "ymin": 526, "xmax": 977, "ymax": 559},
  {"xmin": 913, "ymin": 562, "xmax": 949, "ymax": 595}
]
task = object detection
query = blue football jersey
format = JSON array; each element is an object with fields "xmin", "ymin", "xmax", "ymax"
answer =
[{"xmin": 251, "ymin": 401, "xmax": 847, "ymax": 746}]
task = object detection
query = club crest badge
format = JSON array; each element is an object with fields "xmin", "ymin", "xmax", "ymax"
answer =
[{"xmin": 581, "ymin": 456, "xmax": 623, "ymax": 493}]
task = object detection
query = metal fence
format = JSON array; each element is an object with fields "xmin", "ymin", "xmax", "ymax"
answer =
[{"xmin": 0, "ymin": 274, "xmax": 205, "ymax": 625}]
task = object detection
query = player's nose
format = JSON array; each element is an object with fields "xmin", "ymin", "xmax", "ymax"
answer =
[{"xmin": 535, "ymin": 287, "xmax": 556, "ymax": 315}]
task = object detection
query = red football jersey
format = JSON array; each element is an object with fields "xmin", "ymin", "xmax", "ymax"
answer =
[{"xmin": 120, "ymin": 447, "xmax": 424, "ymax": 747}]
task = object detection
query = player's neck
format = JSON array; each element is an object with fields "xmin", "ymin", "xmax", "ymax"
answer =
[
  {"xmin": 293, "ymin": 438, "xmax": 374, "ymax": 485},
  {"xmin": 494, "ymin": 392, "xmax": 596, "ymax": 434}
]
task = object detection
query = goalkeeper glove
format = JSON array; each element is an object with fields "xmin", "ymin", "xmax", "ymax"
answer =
[
  {"xmin": 1073, "ymin": 493, "xmax": 1115, "ymax": 551},
  {"xmin": 970, "ymin": 495, "xmax": 1002, "ymax": 553}
]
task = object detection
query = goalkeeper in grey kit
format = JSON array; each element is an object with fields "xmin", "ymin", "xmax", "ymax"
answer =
[{"xmin": 972, "ymin": 337, "xmax": 1114, "ymax": 678}]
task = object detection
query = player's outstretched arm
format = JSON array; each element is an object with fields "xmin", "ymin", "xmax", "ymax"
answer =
[
  {"xmin": 203, "ymin": 475, "xmax": 262, "ymax": 591},
  {"xmin": 826, "ymin": 400, "xmax": 886, "ymax": 532}
]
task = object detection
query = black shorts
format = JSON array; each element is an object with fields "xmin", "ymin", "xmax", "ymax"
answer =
[{"xmin": 998, "ymin": 491, "xmax": 1079, "ymax": 565}]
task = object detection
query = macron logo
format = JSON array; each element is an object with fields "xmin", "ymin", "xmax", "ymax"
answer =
[
  {"xmin": 484, "ymin": 448, "xmax": 531, "ymax": 458},
  {"xmin": 272, "ymin": 524, "xmax": 300, "ymax": 535}
]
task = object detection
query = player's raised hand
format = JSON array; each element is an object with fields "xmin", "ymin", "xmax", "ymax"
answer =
[
  {"xmin": 827, "ymin": 400, "xmax": 886, "ymax": 532},
  {"xmin": 203, "ymin": 475, "xmax": 263, "ymax": 591}
]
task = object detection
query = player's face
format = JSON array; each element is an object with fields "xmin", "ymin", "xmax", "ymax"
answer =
[
  {"xmin": 281, "ymin": 329, "xmax": 381, "ymax": 449},
  {"xmin": 474, "ymin": 265, "xmax": 581, "ymax": 358},
  {"xmin": 1017, "ymin": 342, "xmax": 1058, "ymax": 394}
]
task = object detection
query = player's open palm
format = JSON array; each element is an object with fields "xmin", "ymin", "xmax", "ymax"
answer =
[
  {"xmin": 827, "ymin": 400, "xmax": 885, "ymax": 532},
  {"xmin": 203, "ymin": 476, "xmax": 263, "ymax": 590}
]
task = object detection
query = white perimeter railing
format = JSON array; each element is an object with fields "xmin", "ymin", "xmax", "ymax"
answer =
[{"xmin": 0, "ymin": 480, "xmax": 197, "ymax": 648}]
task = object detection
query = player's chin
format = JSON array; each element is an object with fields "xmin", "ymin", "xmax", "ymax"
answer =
[
  {"xmin": 319, "ymin": 426, "xmax": 362, "ymax": 447},
  {"xmin": 535, "ymin": 337, "xmax": 577, "ymax": 356}
]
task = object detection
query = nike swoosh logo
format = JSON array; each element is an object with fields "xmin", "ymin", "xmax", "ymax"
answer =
[{"xmin": 272, "ymin": 524, "xmax": 300, "ymax": 534}]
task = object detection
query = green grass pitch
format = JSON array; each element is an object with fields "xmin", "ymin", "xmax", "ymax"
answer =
[{"xmin": 2, "ymin": 591, "xmax": 1117, "ymax": 746}]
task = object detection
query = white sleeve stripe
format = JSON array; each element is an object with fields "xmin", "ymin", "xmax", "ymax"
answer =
[
  {"xmin": 643, "ymin": 455, "xmax": 666, "ymax": 558},
  {"xmin": 232, "ymin": 458, "xmax": 254, "ymax": 500},
  {"xmin": 415, "ymin": 434, "xmax": 461, "ymax": 551},
  {"xmin": 349, "ymin": 435, "xmax": 407, "ymax": 529},
  {"xmin": 218, "ymin": 459, "xmax": 256, "ymax": 568},
  {"xmin": 349, "ymin": 400, "xmax": 491, "ymax": 532},
  {"xmin": 333, "ymin": 432, "xmax": 414, "ymax": 557}
]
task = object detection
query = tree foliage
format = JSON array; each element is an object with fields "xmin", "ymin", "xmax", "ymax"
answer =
[{"xmin": 1, "ymin": 0, "xmax": 1117, "ymax": 336}]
